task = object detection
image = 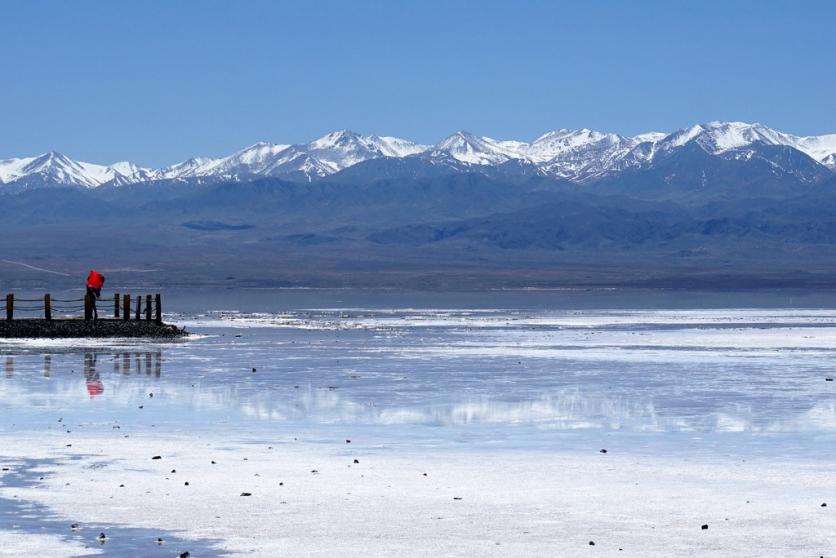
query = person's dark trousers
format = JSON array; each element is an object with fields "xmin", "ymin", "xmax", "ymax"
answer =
[{"xmin": 87, "ymin": 287, "xmax": 100, "ymax": 320}]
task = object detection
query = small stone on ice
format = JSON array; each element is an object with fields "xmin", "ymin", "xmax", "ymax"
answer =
[
  {"xmin": 701, "ymin": 524, "xmax": 709, "ymax": 530},
  {"xmin": 353, "ymin": 459, "xmax": 359, "ymax": 464},
  {"xmin": 151, "ymin": 456, "xmax": 161, "ymax": 460},
  {"xmin": 589, "ymin": 541, "xmax": 595, "ymax": 546},
  {"xmin": 599, "ymin": 449, "xmax": 608, "ymax": 454},
  {"xmin": 241, "ymin": 492, "xmax": 252, "ymax": 496}
]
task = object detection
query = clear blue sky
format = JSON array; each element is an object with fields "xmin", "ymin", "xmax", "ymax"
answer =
[{"xmin": 1, "ymin": 0, "xmax": 834, "ymax": 167}]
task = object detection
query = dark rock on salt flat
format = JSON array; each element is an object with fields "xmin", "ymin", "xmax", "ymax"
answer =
[
  {"xmin": 701, "ymin": 524, "xmax": 709, "ymax": 530},
  {"xmin": 0, "ymin": 319, "xmax": 186, "ymax": 338}
]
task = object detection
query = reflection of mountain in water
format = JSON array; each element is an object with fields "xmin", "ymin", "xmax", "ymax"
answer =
[
  {"xmin": 1, "ymin": 348, "xmax": 834, "ymax": 435},
  {"xmin": 238, "ymin": 389, "xmax": 659, "ymax": 430},
  {"xmin": 234, "ymin": 387, "xmax": 831, "ymax": 434}
]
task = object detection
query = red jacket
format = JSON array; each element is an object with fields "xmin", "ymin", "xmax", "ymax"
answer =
[{"xmin": 86, "ymin": 270, "xmax": 105, "ymax": 289}]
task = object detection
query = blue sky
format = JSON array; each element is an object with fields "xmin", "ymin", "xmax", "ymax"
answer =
[{"xmin": 1, "ymin": 0, "xmax": 834, "ymax": 167}]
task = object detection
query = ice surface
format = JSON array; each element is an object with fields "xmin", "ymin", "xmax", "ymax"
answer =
[
  {"xmin": 2, "ymin": 433, "xmax": 835, "ymax": 558},
  {"xmin": 3, "ymin": 302, "xmax": 836, "ymax": 556},
  {"xmin": 0, "ymin": 531, "xmax": 99, "ymax": 557}
]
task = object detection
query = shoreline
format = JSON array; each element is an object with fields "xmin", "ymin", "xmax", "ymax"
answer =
[{"xmin": 0, "ymin": 319, "xmax": 187, "ymax": 339}]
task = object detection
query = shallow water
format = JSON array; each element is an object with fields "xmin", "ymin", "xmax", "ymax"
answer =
[
  {"xmin": 2, "ymin": 291, "xmax": 836, "ymax": 458},
  {"xmin": 3, "ymin": 290, "xmax": 836, "ymax": 555}
]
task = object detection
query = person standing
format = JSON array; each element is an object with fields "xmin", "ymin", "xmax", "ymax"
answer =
[{"xmin": 86, "ymin": 270, "xmax": 105, "ymax": 320}]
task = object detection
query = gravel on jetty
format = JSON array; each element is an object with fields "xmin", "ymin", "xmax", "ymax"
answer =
[{"xmin": 0, "ymin": 319, "xmax": 187, "ymax": 338}]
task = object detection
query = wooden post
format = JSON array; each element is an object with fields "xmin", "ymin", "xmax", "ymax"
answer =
[
  {"xmin": 44, "ymin": 294, "xmax": 52, "ymax": 321},
  {"xmin": 155, "ymin": 293, "xmax": 162, "ymax": 325},
  {"xmin": 123, "ymin": 294, "xmax": 131, "ymax": 321},
  {"xmin": 5, "ymin": 294, "xmax": 12, "ymax": 322},
  {"xmin": 145, "ymin": 295, "xmax": 152, "ymax": 321},
  {"xmin": 84, "ymin": 292, "xmax": 93, "ymax": 321},
  {"xmin": 135, "ymin": 295, "xmax": 141, "ymax": 320},
  {"xmin": 114, "ymin": 293, "xmax": 120, "ymax": 319}
]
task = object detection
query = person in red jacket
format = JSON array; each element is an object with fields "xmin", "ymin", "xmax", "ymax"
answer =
[{"xmin": 86, "ymin": 270, "xmax": 105, "ymax": 320}]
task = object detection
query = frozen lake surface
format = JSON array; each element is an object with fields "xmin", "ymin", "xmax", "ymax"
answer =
[{"xmin": 1, "ymin": 290, "xmax": 835, "ymax": 556}]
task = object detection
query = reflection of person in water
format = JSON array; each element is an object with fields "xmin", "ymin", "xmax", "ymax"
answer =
[{"xmin": 84, "ymin": 352, "xmax": 104, "ymax": 398}]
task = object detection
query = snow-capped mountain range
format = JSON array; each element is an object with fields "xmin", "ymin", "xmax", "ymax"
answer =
[{"xmin": 1, "ymin": 122, "xmax": 835, "ymax": 190}]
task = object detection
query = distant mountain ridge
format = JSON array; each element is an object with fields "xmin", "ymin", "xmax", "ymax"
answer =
[{"xmin": 1, "ymin": 122, "xmax": 835, "ymax": 191}]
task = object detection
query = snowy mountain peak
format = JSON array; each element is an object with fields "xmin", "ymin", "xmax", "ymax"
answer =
[
  {"xmin": 656, "ymin": 121, "xmax": 836, "ymax": 165},
  {"xmin": 1, "ymin": 122, "xmax": 834, "ymax": 189},
  {"xmin": 309, "ymin": 129, "xmax": 361, "ymax": 149},
  {"xmin": 433, "ymin": 132, "xmax": 524, "ymax": 165}
]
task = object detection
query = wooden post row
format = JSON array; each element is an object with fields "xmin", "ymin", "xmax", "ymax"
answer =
[
  {"xmin": 44, "ymin": 294, "xmax": 52, "ymax": 321},
  {"xmin": 155, "ymin": 293, "xmax": 162, "ymax": 325},
  {"xmin": 123, "ymin": 294, "xmax": 131, "ymax": 321},
  {"xmin": 114, "ymin": 293, "xmax": 120, "ymax": 319},
  {"xmin": 5, "ymin": 293, "xmax": 12, "ymax": 322},
  {"xmin": 145, "ymin": 295, "xmax": 152, "ymax": 321}
]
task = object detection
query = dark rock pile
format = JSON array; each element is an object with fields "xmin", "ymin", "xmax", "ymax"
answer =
[{"xmin": 0, "ymin": 319, "xmax": 187, "ymax": 338}]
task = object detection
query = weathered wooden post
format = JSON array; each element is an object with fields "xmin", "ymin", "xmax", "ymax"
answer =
[
  {"xmin": 114, "ymin": 293, "xmax": 120, "ymax": 319},
  {"xmin": 84, "ymin": 292, "xmax": 93, "ymax": 321},
  {"xmin": 44, "ymin": 294, "xmax": 52, "ymax": 321},
  {"xmin": 135, "ymin": 295, "xmax": 141, "ymax": 320},
  {"xmin": 154, "ymin": 294, "xmax": 162, "ymax": 325},
  {"xmin": 5, "ymin": 294, "xmax": 13, "ymax": 322},
  {"xmin": 123, "ymin": 294, "xmax": 131, "ymax": 321},
  {"xmin": 145, "ymin": 295, "xmax": 152, "ymax": 321}
]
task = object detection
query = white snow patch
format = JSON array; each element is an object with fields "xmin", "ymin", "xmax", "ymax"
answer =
[{"xmin": 2, "ymin": 431, "xmax": 834, "ymax": 558}]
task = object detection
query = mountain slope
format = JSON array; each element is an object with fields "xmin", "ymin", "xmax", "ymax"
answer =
[{"xmin": 1, "ymin": 122, "xmax": 834, "ymax": 190}]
